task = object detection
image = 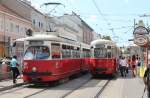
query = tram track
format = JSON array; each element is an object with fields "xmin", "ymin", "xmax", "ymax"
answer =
[
  {"xmin": 61, "ymin": 77, "xmax": 91, "ymax": 98},
  {"xmin": 24, "ymin": 74, "xmax": 92, "ymax": 98},
  {"xmin": 24, "ymin": 74, "xmax": 110, "ymax": 98},
  {"xmin": 0, "ymin": 74, "xmax": 111, "ymax": 98},
  {"xmin": 94, "ymin": 79, "xmax": 110, "ymax": 98},
  {"xmin": 61, "ymin": 78, "xmax": 110, "ymax": 98}
]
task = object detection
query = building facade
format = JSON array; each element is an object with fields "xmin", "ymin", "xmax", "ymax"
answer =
[
  {"xmin": 82, "ymin": 20, "xmax": 94, "ymax": 44},
  {"xmin": 45, "ymin": 13, "xmax": 83, "ymax": 42},
  {"xmin": 0, "ymin": 4, "xmax": 31, "ymax": 58},
  {"xmin": 31, "ymin": 8, "xmax": 46, "ymax": 32},
  {"xmin": 45, "ymin": 12, "xmax": 95, "ymax": 44}
]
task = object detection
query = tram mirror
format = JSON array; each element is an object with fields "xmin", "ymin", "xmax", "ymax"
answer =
[
  {"xmin": 107, "ymin": 46, "xmax": 111, "ymax": 49},
  {"xmin": 12, "ymin": 42, "xmax": 16, "ymax": 47},
  {"xmin": 26, "ymin": 29, "xmax": 33, "ymax": 36}
]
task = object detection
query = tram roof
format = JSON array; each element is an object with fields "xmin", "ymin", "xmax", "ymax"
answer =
[
  {"xmin": 15, "ymin": 37, "xmax": 28, "ymax": 42},
  {"xmin": 25, "ymin": 34, "xmax": 62, "ymax": 42},
  {"xmin": 15, "ymin": 34, "xmax": 80, "ymax": 46},
  {"xmin": 80, "ymin": 43, "xmax": 90, "ymax": 49},
  {"xmin": 90, "ymin": 39, "xmax": 116, "ymax": 46}
]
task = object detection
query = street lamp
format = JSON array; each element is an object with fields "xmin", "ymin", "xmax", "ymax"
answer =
[{"xmin": 40, "ymin": 2, "xmax": 65, "ymax": 8}]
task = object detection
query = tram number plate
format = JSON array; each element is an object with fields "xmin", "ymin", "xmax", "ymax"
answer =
[{"xmin": 31, "ymin": 77, "xmax": 39, "ymax": 81}]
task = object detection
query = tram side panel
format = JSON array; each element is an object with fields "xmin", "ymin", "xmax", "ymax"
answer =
[
  {"xmin": 60, "ymin": 58, "xmax": 81, "ymax": 77},
  {"xmin": 90, "ymin": 58, "xmax": 117, "ymax": 75},
  {"xmin": 23, "ymin": 60, "xmax": 63, "ymax": 82},
  {"xmin": 22, "ymin": 42, "xmax": 82, "ymax": 83},
  {"xmin": 80, "ymin": 48, "xmax": 91, "ymax": 72}
]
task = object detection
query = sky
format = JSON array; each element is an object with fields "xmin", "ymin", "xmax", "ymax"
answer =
[{"xmin": 29, "ymin": 0, "xmax": 150, "ymax": 46}]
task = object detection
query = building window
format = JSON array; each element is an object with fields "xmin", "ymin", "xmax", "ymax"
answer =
[
  {"xmin": 41, "ymin": 23, "xmax": 43, "ymax": 28},
  {"xmin": 51, "ymin": 43, "xmax": 60, "ymax": 59},
  {"xmin": 20, "ymin": 27, "xmax": 23, "ymax": 34},
  {"xmin": 33, "ymin": 19, "xmax": 35, "ymax": 26},
  {"xmin": 25, "ymin": 27, "xmax": 27, "ymax": 33},
  {"xmin": 10, "ymin": 23, "xmax": 13, "ymax": 32},
  {"xmin": 0, "ymin": 18, "xmax": 2, "ymax": 31},
  {"xmin": 16, "ymin": 25, "xmax": 19, "ymax": 33},
  {"xmin": 39, "ymin": 22, "xmax": 40, "ymax": 28}
]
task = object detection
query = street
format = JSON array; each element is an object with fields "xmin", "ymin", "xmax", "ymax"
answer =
[{"xmin": 0, "ymin": 71, "xmax": 147, "ymax": 98}]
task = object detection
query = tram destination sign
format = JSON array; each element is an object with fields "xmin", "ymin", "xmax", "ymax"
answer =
[
  {"xmin": 133, "ymin": 26, "xmax": 149, "ymax": 35},
  {"xmin": 95, "ymin": 44, "xmax": 105, "ymax": 48}
]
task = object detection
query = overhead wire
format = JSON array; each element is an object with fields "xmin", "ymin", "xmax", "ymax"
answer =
[{"xmin": 92, "ymin": 0, "xmax": 111, "ymax": 26}]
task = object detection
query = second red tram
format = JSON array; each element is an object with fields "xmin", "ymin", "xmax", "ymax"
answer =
[
  {"xmin": 90, "ymin": 39, "xmax": 120, "ymax": 76},
  {"xmin": 22, "ymin": 34, "xmax": 90, "ymax": 83}
]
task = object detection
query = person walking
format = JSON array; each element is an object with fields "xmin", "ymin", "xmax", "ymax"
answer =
[
  {"xmin": 143, "ymin": 65, "xmax": 150, "ymax": 98},
  {"xmin": 136, "ymin": 57, "xmax": 141, "ymax": 76},
  {"xmin": 118, "ymin": 56, "xmax": 122, "ymax": 73},
  {"xmin": 120, "ymin": 57, "xmax": 128, "ymax": 77},
  {"xmin": 127, "ymin": 56, "xmax": 131, "ymax": 70},
  {"xmin": 10, "ymin": 55, "xmax": 20, "ymax": 84},
  {"xmin": 131, "ymin": 55, "xmax": 137, "ymax": 77}
]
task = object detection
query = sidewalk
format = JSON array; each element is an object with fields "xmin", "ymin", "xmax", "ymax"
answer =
[
  {"xmin": 100, "ymin": 70, "xmax": 147, "ymax": 98},
  {"xmin": 0, "ymin": 78, "xmax": 25, "ymax": 91}
]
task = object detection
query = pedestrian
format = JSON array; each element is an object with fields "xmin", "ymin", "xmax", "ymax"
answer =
[
  {"xmin": 127, "ymin": 56, "xmax": 131, "ymax": 70},
  {"xmin": 137, "ymin": 57, "xmax": 141, "ymax": 76},
  {"xmin": 120, "ymin": 57, "xmax": 128, "ymax": 77},
  {"xmin": 131, "ymin": 55, "xmax": 137, "ymax": 77},
  {"xmin": 10, "ymin": 55, "xmax": 20, "ymax": 84},
  {"xmin": 118, "ymin": 56, "xmax": 122, "ymax": 74},
  {"xmin": 143, "ymin": 65, "xmax": 150, "ymax": 98}
]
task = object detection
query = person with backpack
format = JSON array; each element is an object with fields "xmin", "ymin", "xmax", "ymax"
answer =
[
  {"xmin": 143, "ymin": 65, "xmax": 150, "ymax": 98},
  {"xmin": 10, "ymin": 55, "xmax": 20, "ymax": 84}
]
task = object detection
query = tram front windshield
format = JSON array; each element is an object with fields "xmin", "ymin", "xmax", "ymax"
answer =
[
  {"xmin": 24, "ymin": 46, "xmax": 50, "ymax": 60},
  {"xmin": 94, "ymin": 47, "xmax": 112, "ymax": 58},
  {"xmin": 94, "ymin": 48, "xmax": 107, "ymax": 58}
]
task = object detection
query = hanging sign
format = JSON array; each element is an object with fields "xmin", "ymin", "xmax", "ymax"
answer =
[
  {"xmin": 134, "ymin": 35, "xmax": 148, "ymax": 46},
  {"xmin": 133, "ymin": 26, "xmax": 149, "ymax": 35}
]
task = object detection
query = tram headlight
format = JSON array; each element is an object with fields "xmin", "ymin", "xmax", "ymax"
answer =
[
  {"xmin": 107, "ymin": 68, "xmax": 112, "ymax": 71},
  {"xmin": 24, "ymin": 62, "xmax": 28, "ymax": 66},
  {"xmin": 23, "ymin": 62, "xmax": 28, "ymax": 69},
  {"xmin": 32, "ymin": 67, "xmax": 37, "ymax": 72}
]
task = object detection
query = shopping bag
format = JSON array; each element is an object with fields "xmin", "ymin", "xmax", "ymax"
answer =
[{"xmin": 139, "ymin": 65, "xmax": 146, "ymax": 77}]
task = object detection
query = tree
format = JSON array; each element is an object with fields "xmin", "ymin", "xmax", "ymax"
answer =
[{"xmin": 102, "ymin": 35, "xmax": 112, "ymax": 40}]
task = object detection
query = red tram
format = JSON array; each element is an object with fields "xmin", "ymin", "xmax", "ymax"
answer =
[
  {"xmin": 22, "ymin": 34, "xmax": 90, "ymax": 83},
  {"xmin": 90, "ymin": 39, "xmax": 120, "ymax": 76}
]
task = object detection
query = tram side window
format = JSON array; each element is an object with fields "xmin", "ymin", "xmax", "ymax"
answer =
[
  {"xmin": 62, "ymin": 45, "xmax": 72, "ymax": 58},
  {"xmin": 76, "ymin": 47, "xmax": 80, "ymax": 58},
  {"xmin": 72, "ymin": 48, "xmax": 76, "ymax": 58},
  {"xmin": 51, "ymin": 43, "xmax": 61, "ymax": 59},
  {"xmin": 71, "ymin": 47, "xmax": 80, "ymax": 58},
  {"xmin": 86, "ymin": 50, "xmax": 91, "ymax": 57},
  {"xmin": 82, "ymin": 49, "xmax": 90, "ymax": 58}
]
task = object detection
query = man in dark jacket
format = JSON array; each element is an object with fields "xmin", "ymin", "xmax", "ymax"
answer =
[{"xmin": 143, "ymin": 66, "xmax": 150, "ymax": 98}]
